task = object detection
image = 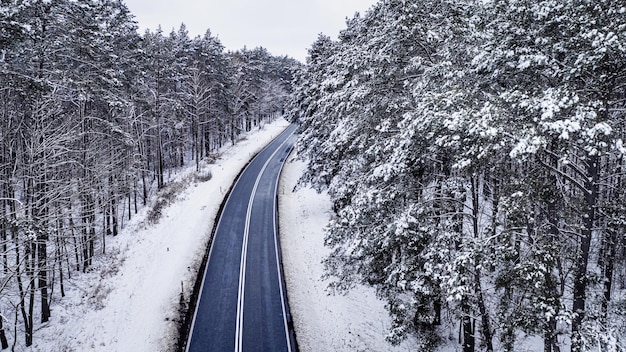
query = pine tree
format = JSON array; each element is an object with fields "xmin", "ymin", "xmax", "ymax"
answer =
[{"xmin": 290, "ymin": 0, "xmax": 626, "ymax": 350}]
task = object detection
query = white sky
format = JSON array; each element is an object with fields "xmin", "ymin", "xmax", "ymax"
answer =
[{"xmin": 122, "ymin": 0, "xmax": 378, "ymax": 62}]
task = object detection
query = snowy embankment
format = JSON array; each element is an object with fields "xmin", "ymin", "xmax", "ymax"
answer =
[
  {"xmin": 278, "ymin": 151, "xmax": 418, "ymax": 352},
  {"xmin": 32, "ymin": 119, "xmax": 290, "ymax": 352}
]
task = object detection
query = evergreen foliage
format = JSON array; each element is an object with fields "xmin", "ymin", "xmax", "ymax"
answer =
[
  {"xmin": 288, "ymin": 0, "xmax": 626, "ymax": 350},
  {"xmin": 0, "ymin": 0, "xmax": 299, "ymax": 347}
]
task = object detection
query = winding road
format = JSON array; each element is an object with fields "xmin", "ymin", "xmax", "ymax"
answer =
[{"xmin": 186, "ymin": 124, "xmax": 298, "ymax": 352}]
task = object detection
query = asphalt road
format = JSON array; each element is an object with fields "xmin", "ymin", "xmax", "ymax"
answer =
[{"xmin": 186, "ymin": 124, "xmax": 298, "ymax": 352}]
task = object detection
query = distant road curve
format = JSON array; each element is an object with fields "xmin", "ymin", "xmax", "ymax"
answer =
[{"xmin": 186, "ymin": 124, "xmax": 298, "ymax": 352}]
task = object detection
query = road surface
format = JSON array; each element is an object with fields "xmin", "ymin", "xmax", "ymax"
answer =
[{"xmin": 186, "ymin": 124, "xmax": 298, "ymax": 352}]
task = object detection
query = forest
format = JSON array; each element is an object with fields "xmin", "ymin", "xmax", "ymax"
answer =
[
  {"xmin": 0, "ymin": 0, "xmax": 298, "ymax": 348},
  {"xmin": 288, "ymin": 0, "xmax": 626, "ymax": 351}
]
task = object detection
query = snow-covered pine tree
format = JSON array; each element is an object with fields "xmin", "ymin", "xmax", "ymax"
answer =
[
  {"xmin": 0, "ymin": 0, "xmax": 297, "ymax": 347},
  {"xmin": 290, "ymin": 0, "xmax": 626, "ymax": 351},
  {"xmin": 474, "ymin": 1, "xmax": 626, "ymax": 349}
]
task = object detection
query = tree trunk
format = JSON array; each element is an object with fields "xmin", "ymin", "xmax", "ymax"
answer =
[
  {"xmin": 89, "ymin": 225, "xmax": 95, "ymax": 267},
  {"xmin": 81, "ymin": 207, "xmax": 90, "ymax": 272},
  {"xmin": 20, "ymin": 240, "xmax": 35, "ymax": 347},
  {"xmin": 470, "ymin": 176, "xmax": 493, "ymax": 352},
  {"xmin": 571, "ymin": 155, "xmax": 599, "ymax": 351},
  {"xmin": 157, "ymin": 138, "xmax": 164, "ymax": 189},
  {"xmin": 128, "ymin": 183, "xmax": 132, "ymax": 221},
  {"xmin": 110, "ymin": 176, "xmax": 118, "ymax": 237},
  {"xmin": 231, "ymin": 118, "xmax": 236, "ymax": 145},
  {"xmin": 56, "ymin": 223, "xmax": 66, "ymax": 298},
  {"xmin": 544, "ymin": 316, "xmax": 559, "ymax": 352},
  {"xmin": 461, "ymin": 300, "xmax": 474, "ymax": 352},
  {"xmin": 15, "ymin": 243, "xmax": 30, "ymax": 347},
  {"xmin": 601, "ymin": 229, "xmax": 617, "ymax": 321},
  {"xmin": 38, "ymin": 236, "xmax": 50, "ymax": 323},
  {"xmin": 454, "ymin": 179, "xmax": 474, "ymax": 352},
  {"xmin": 543, "ymin": 175, "xmax": 561, "ymax": 352},
  {"xmin": 194, "ymin": 117, "xmax": 200, "ymax": 172},
  {"xmin": 599, "ymin": 157, "xmax": 621, "ymax": 322},
  {"xmin": 133, "ymin": 178, "xmax": 138, "ymax": 214},
  {"xmin": 0, "ymin": 197, "xmax": 7, "ymax": 274},
  {"xmin": 0, "ymin": 310, "xmax": 8, "ymax": 349},
  {"xmin": 102, "ymin": 209, "xmax": 107, "ymax": 255},
  {"xmin": 69, "ymin": 211, "xmax": 80, "ymax": 272},
  {"xmin": 141, "ymin": 169, "xmax": 148, "ymax": 206},
  {"xmin": 27, "ymin": 252, "xmax": 35, "ymax": 346},
  {"xmin": 433, "ymin": 300, "xmax": 441, "ymax": 326}
]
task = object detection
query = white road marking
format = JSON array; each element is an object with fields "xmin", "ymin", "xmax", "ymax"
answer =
[
  {"xmin": 235, "ymin": 131, "xmax": 294, "ymax": 352},
  {"xmin": 272, "ymin": 144, "xmax": 294, "ymax": 352},
  {"xmin": 185, "ymin": 126, "xmax": 293, "ymax": 352}
]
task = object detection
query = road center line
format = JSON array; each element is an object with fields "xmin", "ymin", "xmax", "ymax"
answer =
[{"xmin": 234, "ymin": 131, "xmax": 294, "ymax": 352}]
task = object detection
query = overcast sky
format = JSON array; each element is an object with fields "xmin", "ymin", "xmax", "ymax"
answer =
[{"xmin": 122, "ymin": 0, "xmax": 378, "ymax": 62}]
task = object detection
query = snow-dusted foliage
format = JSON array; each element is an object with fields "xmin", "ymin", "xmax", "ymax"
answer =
[
  {"xmin": 0, "ymin": 1, "xmax": 299, "ymax": 348},
  {"xmin": 288, "ymin": 0, "xmax": 626, "ymax": 351}
]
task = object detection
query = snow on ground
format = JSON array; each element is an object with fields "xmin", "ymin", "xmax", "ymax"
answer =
[
  {"xmin": 31, "ymin": 119, "xmax": 290, "ymax": 352},
  {"xmin": 30, "ymin": 118, "xmax": 423, "ymax": 352},
  {"xmin": 278, "ymin": 151, "xmax": 418, "ymax": 352}
]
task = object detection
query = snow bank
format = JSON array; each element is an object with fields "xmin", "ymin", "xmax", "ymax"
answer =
[
  {"xmin": 278, "ymin": 151, "xmax": 418, "ymax": 352},
  {"xmin": 32, "ymin": 119, "xmax": 290, "ymax": 352}
]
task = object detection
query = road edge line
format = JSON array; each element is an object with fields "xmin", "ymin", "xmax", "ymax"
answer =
[
  {"xmin": 273, "ymin": 141, "xmax": 298, "ymax": 352},
  {"xmin": 235, "ymin": 127, "xmax": 296, "ymax": 352},
  {"xmin": 181, "ymin": 122, "xmax": 292, "ymax": 352}
]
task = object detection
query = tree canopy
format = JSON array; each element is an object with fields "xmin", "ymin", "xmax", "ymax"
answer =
[
  {"xmin": 288, "ymin": 0, "xmax": 626, "ymax": 351},
  {"xmin": 0, "ymin": 0, "xmax": 299, "ymax": 348}
]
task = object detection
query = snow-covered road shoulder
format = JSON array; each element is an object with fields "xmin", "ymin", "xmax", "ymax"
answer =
[
  {"xmin": 33, "ymin": 119, "xmax": 290, "ymax": 352},
  {"xmin": 278, "ymin": 151, "xmax": 418, "ymax": 352}
]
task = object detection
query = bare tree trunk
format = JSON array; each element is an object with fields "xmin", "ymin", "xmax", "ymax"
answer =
[
  {"xmin": 194, "ymin": 116, "xmax": 200, "ymax": 172},
  {"xmin": 601, "ymin": 229, "xmax": 617, "ymax": 321},
  {"xmin": 453, "ymin": 179, "xmax": 474, "ymax": 352},
  {"xmin": 18, "ymin": 238, "xmax": 35, "ymax": 347},
  {"xmin": 230, "ymin": 118, "xmax": 236, "ymax": 145},
  {"xmin": 599, "ymin": 157, "xmax": 622, "ymax": 323},
  {"xmin": 89, "ymin": 216, "xmax": 95, "ymax": 267},
  {"xmin": 68, "ymin": 209, "xmax": 80, "ymax": 272},
  {"xmin": 15, "ymin": 242, "xmax": 30, "ymax": 347},
  {"xmin": 110, "ymin": 176, "xmax": 118, "ymax": 237},
  {"xmin": 157, "ymin": 138, "xmax": 164, "ymax": 189},
  {"xmin": 133, "ymin": 178, "xmax": 138, "ymax": 214},
  {"xmin": 27, "ymin": 242, "xmax": 35, "ymax": 346},
  {"xmin": 81, "ymin": 204, "xmax": 90, "ymax": 272},
  {"xmin": 0, "ymin": 196, "xmax": 7, "ymax": 274},
  {"xmin": 461, "ymin": 301, "xmax": 474, "ymax": 352},
  {"xmin": 56, "ymin": 221, "xmax": 65, "ymax": 298},
  {"xmin": 38, "ymin": 235, "xmax": 50, "ymax": 323},
  {"xmin": 571, "ymin": 155, "xmax": 599, "ymax": 351},
  {"xmin": 544, "ymin": 177, "xmax": 561, "ymax": 352},
  {"xmin": 102, "ymin": 208, "xmax": 107, "ymax": 255},
  {"xmin": 0, "ymin": 310, "xmax": 8, "ymax": 349},
  {"xmin": 127, "ymin": 186, "xmax": 132, "ymax": 221},
  {"xmin": 141, "ymin": 169, "xmax": 148, "ymax": 206},
  {"xmin": 470, "ymin": 176, "xmax": 493, "ymax": 352}
]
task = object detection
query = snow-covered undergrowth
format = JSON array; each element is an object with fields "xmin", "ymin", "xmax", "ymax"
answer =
[
  {"xmin": 30, "ymin": 119, "xmax": 290, "ymax": 352},
  {"xmin": 278, "ymin": 151, "xmax": 418, "ymax": 352}
]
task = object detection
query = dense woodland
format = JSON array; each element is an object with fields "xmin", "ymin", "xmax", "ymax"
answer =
[
  {"xmin": 0, "ymin": 0, "xmax": 298, "ymax": 348},
  {"xmin": 288, "ymin": 0, "xmax": 626, "ymax": 351}
]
